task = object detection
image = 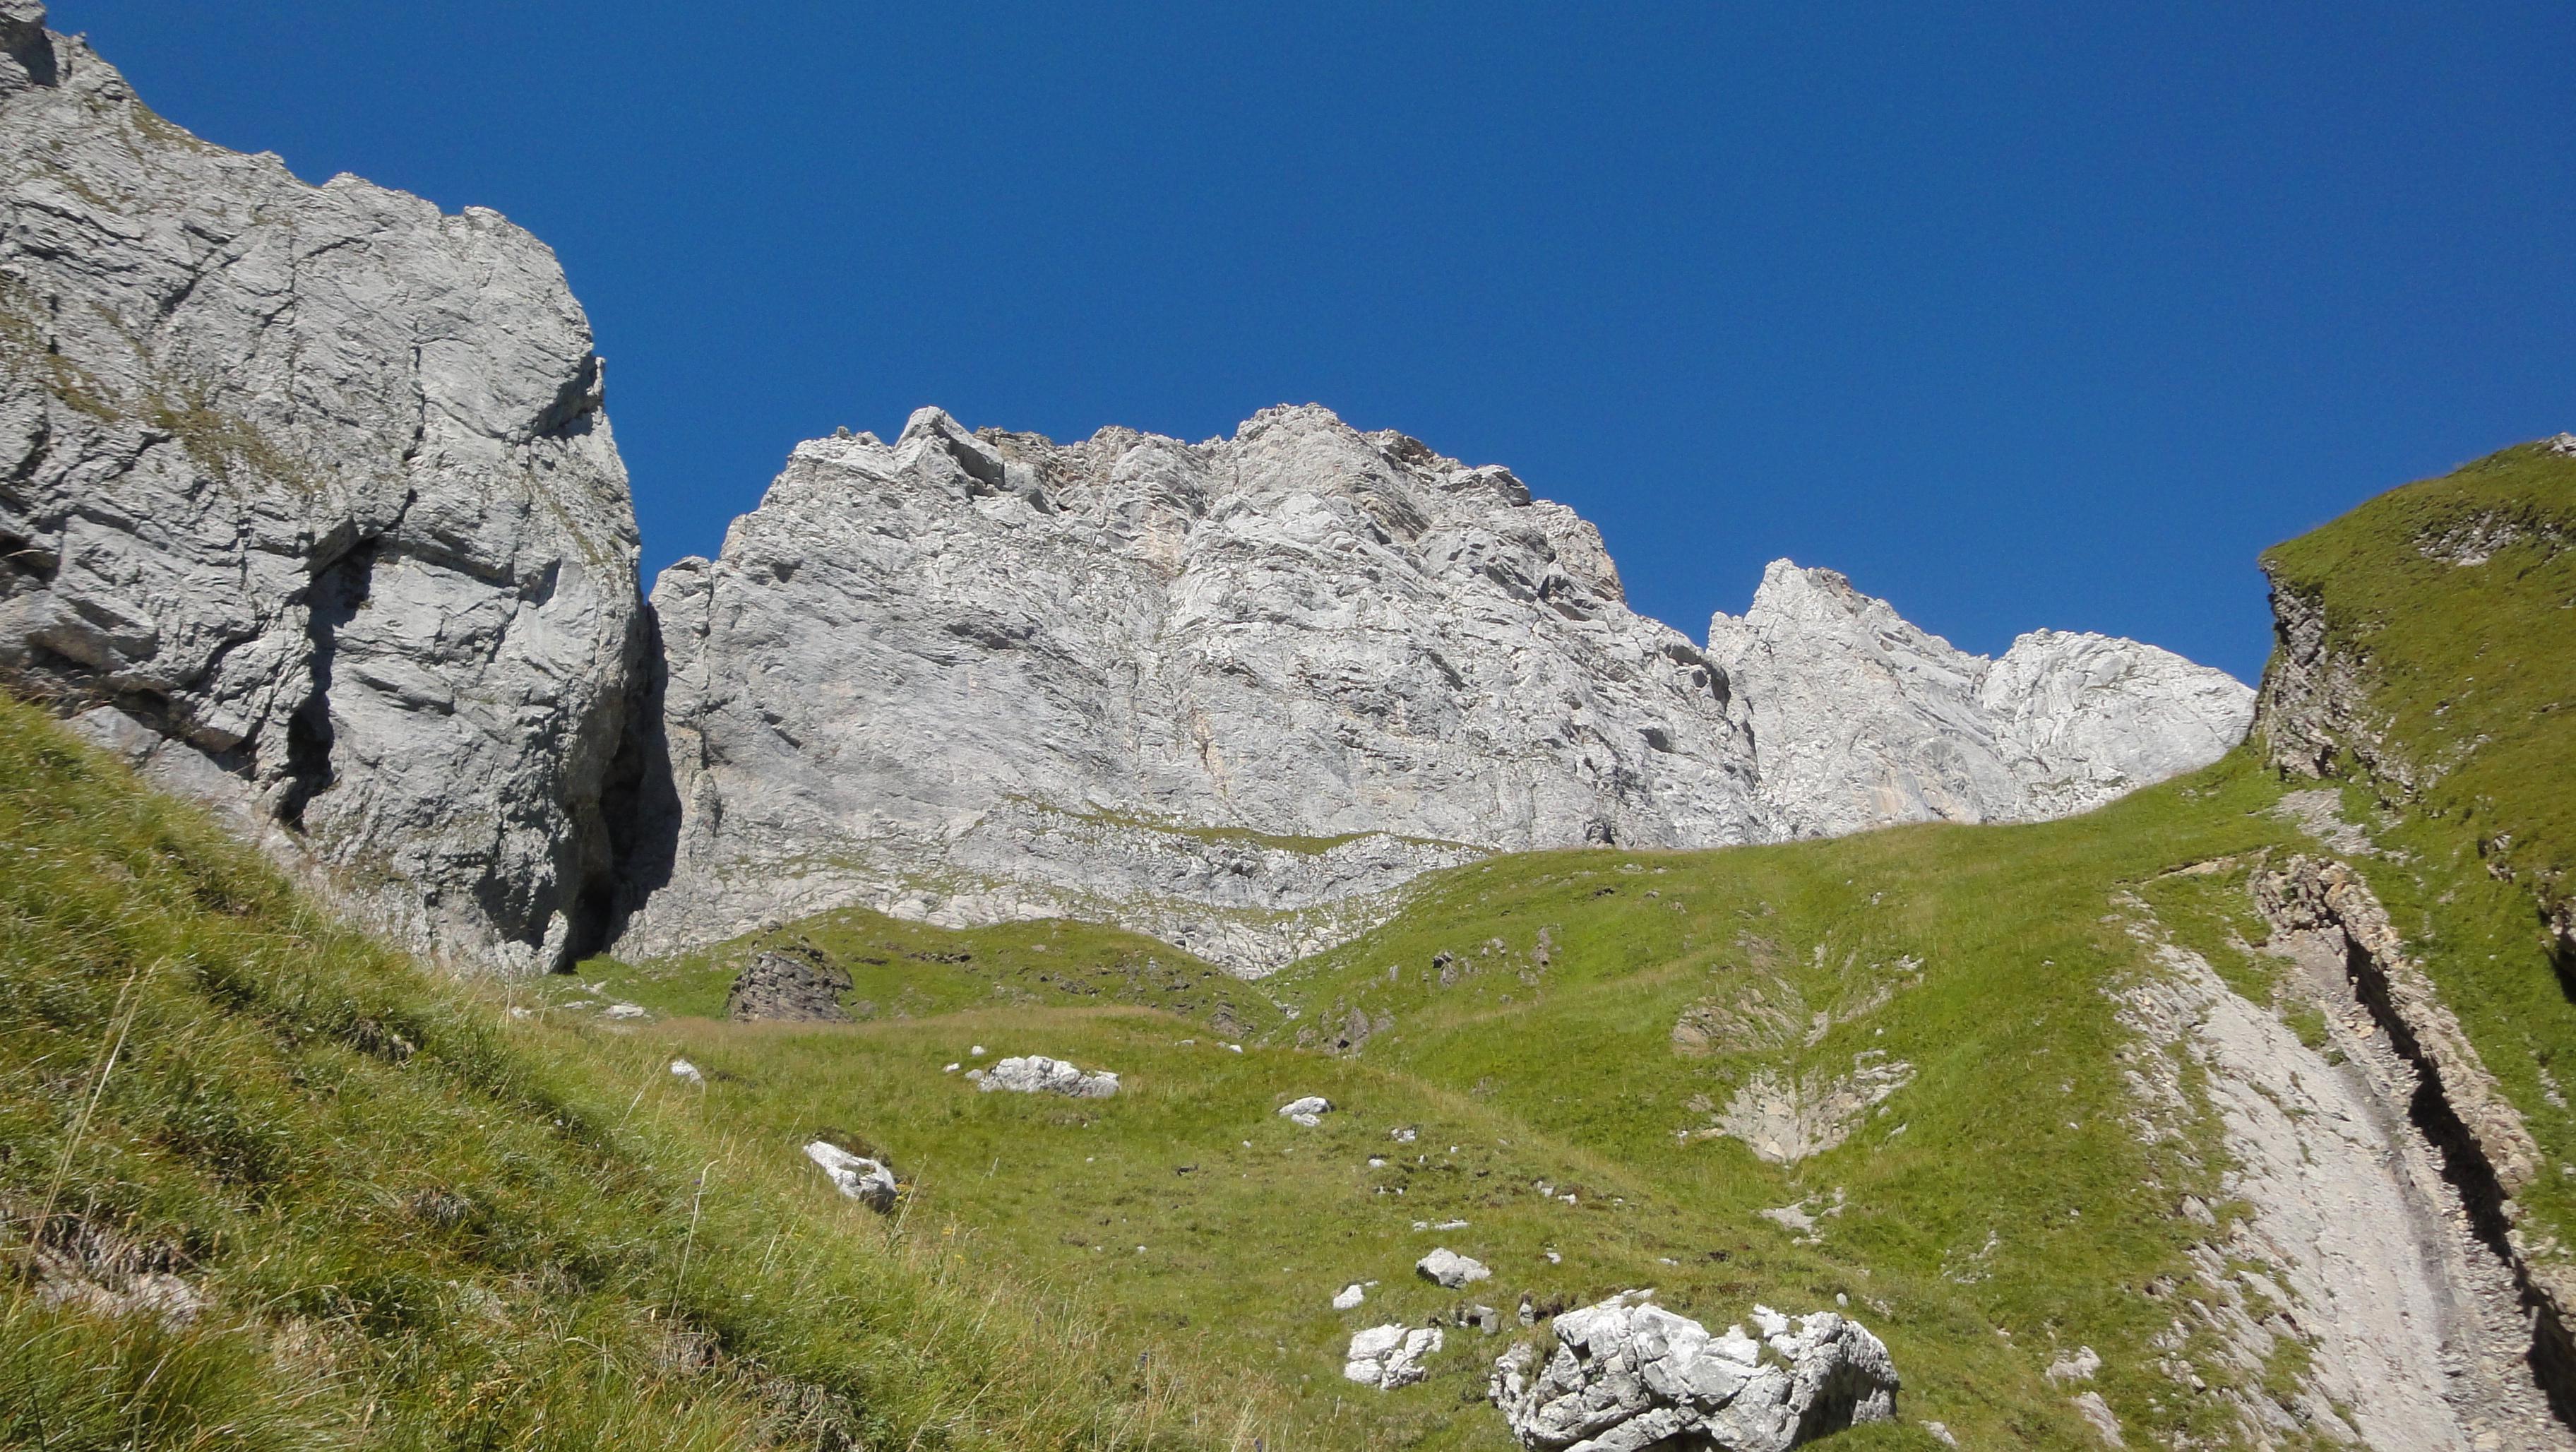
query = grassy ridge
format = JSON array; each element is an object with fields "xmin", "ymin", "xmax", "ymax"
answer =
[
  {"xmin": 2259, "ymin": 437, "xmax": 2576, "ymax": 1265},
  {"xmin": 0, "ymin": 695, "xmax": 1278, "ymax": 1451},
  {"xmin": 2262, "ymin": 438, "xmax": 2576, "ymax": 920}
]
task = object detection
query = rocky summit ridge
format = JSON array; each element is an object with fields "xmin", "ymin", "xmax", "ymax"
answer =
[{"xmin": 0, "ymin": 6, "xmax": 2253, "ymax": 977}]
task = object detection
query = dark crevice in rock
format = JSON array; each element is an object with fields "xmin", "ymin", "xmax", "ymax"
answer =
[
  {"xmin": 275, "ymin": 535, "xmax": 377, "ymax": 833},
  {"xmin": 587, "ymin": 597, "xmax": 679, "ymax": 958},
  {"xmin": 2270, "ymin": 866, "xmax": 2576, "ymax": 1431},
  {"xmin": 525, "ymin": 353, "xmax": 602, "ymax": 444}
]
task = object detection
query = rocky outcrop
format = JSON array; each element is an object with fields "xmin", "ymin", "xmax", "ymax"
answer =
[
  {"xmin": 2253, "ymin": 854, "xmax": 2576, "ymax": 1418},
  {"xmin": 1709, "ymin": 561, "xmax": 2254, "ymax": 835},
  {"xmin": 725, "ymin": 949, "xmax": 853, "ymax": 1023},
  {"xmin": 1347, "ymin": 1323, "xmax": 1443, "ymax": 1390},
  {"xmin": 972, "ymin": 1054, "xmax": 1119, "ymax": 1098},
  {"xmin": 0, "ymin": 8, "xmax": 643, "ymax": 974},
  {"xmin": 1489, "ymin": 1295, "xmax": 1897, "ymax": 1452},
  {"xmin": 615, "ymin": 407, "xmax": 2250, "ymax": 973},
  {"xmin": 616, "ymin": 404, "xmax": 1774, "ymax": 972},
  {"xmin": 2251, "ymin": 573, "xmax": 2401, "ymax": 787}
]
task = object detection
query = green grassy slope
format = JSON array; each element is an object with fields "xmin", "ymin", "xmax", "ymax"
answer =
[
  {"xmin": 2262, "ymin": 438, "xmax": 2576, "ymax": 924},
  {"xmin": 0, "ymin": 696, "xmax": 1280, "ymax": 1451},
  {"xmin": 2257, "ymin": 436, "xmax": 2576, "ymax": 1267},
  {"xmin": 609, "ymin": 752, "xmax": 2347, "ymax": 1451},
  {"xmin": 576, "ymin": 907, "xmax": 1280, "ymax": 1037}
]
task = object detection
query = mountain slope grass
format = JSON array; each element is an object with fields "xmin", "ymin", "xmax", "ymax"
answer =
[
  {"xmin": 0, "ymin": 694, "xmax": 1281, "ymax": 1451},
  {"xmin": 2262, "ymin": 437, "xmax": 2576, "ymax": 921},
  {"xmin": 2258, "ymin": 436, "xmax": 2576, "ymax": 1279},
  {"xmin": 598, "ymin": 748, "xmax": 2359, "ymax": 1451}
]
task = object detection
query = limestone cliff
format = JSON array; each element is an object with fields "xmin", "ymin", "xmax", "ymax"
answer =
[
  {"xmin": 614, "ymin": 405, "xmax": 1769, "ymax": 970},
  {"xmin": 0, "ymin": 6, "xmax": 644, "ymax": 973},
  {"xmin": 1710, "ymin": 561, "xmax": 2255, "ymax": 836},
  {"xmin": 615, "ymin": 408, "xmax": 2252, "ymax": 972}
]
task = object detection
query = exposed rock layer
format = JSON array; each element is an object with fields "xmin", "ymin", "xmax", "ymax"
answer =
[
  {"xmin": 0, "ymin": 8, "xmax": 642, "ymax": 973},
  {"xmin": 2254, "ymin": 854, "xmax": 2576, "ymax": 1424}
]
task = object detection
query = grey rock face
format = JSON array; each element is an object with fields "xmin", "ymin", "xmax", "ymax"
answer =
[
  {"xmin": 1489, "ymin": 1295, "xmax": 1897, "ymax": 1452},
  {"xmin": 1346, "ymin": 1323, "xmax": 1443, "ymax": 1390},
  {"xmin": 1710, "ymin": 561, "xmax": 2253, "ymax": 836},
  {"xmin": 0, "ymin": 11, "xmax": 643, "ymax": 974},
  {"xmin": 621, "ymin": 407, "xmax": 2249, "ymax": 974},
  {"xmin": 724, "ymin": 949, "xmax": 853, "ymax": 1023},
  {"xmin": 621, "ymin": 403, "xmax": 1769, "ymax": 972}
]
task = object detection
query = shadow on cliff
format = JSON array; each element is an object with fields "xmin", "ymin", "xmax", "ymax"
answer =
[{"xmin": 580, "ymin": 598, "xmax": 681, "ymax": 961}]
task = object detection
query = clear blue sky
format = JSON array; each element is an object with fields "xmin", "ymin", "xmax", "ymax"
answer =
[{"xmin": 56, "ymin": 1, "xmax": 2576, "ymax": 682}]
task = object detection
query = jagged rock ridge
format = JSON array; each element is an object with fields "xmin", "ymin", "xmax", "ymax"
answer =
[
  {"xmin": 1712, "ymin": 560, "xmax": 2255, "ymax": 836},
  {"xmin": 0, "ymin": 5, "xmax": 644, "ymax": 972},
  {"xmin": 616, "ymin": 405, "xmax": 2252, "ymax": 972}
]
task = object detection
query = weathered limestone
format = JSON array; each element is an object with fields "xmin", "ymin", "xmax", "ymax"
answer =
[
  {"xmin": 1489, "ymin": 1295, "xmax": 1897, "ymax": 1452},
  {"xmin": 973, "ymin": 1054, "xmax": 1120, "ymax": 1098},
  {"xmin": 0, "ymin": 7, "xmax": 643, "ymax": 974},
  {"xmin": 616, "ymin": 408, "xmax": 2250, "ymax": 974},
  {"xmin": 1417, "ymin": 1248, "xmax": 1491, "ymax": 1288},
  {"xmin": 1347, "ymin": 1323, "xmax": 1443, "ymax": 1390},
  {"xmin": 1709, "ymin": 561, "xmax": 2254, "ymax": 835},
  {"xmin": 803, "ymin": 1141, "xmax": 896, "ymax": 1212}
]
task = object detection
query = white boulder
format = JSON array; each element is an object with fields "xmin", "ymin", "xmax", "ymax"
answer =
[
  {"xmin": 803, "ymin": 1141, "xmax": 897, "ymax": 1213},
  {"xmin": 1334, "ymin": 1283, "xmax": 1368, "ymax": 1310},
  {"xmin": 1280, "ymin": 1095, "xmax": 1334, "ymax": 1126},
  {"xmin": 1417, "ymin": 1248, "xmax": 1491, "ymax": 1288},
  {"xmin": 1489, "ymin": 1294, "xmax": 1897, "ymax": 1451},
  {"xmin": 1347, "ymin": 1323, "xmax": 1444, "ymax": 1390},
  {"xmin": 977, "ymin": 1054, "xmax": 1120, "ymax": 1098}
]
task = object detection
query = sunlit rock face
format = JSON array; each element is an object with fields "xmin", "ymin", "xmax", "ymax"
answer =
[
  {"xmin": 0, "ymin": 6, "xmax": 645, "ymax": 973},
  {"xmin": 1710, "ymin": 561, "xmax": 2253, "ymax": 838},
  {"xmin": 616, "ymin": 404, "xmax": 1775, "ymax": 971},
  {"xmin": 618, "ymin": 405, "xmax": 2248, "ymax": 973}
]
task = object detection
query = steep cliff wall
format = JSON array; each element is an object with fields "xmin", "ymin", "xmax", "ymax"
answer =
[
  {"xmin": 0, "ymin": 6, "xmax": 644, "ymax": 973},
  {"xmin": 616, "ymin": 406, "xmax": 2253, "ymax": 971}
]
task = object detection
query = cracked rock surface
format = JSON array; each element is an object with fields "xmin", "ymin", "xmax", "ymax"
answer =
[
  {"xmin": 0, "ymin": 7, "xmax": 642, "ymax": 974},
  {"xmin": 1489, "ymin": 1294, "xmax": 1897, "ymax": 1452},
  {"xmin": 619, "ymin": 406, "xmax": 2249, "ymax": 973}
]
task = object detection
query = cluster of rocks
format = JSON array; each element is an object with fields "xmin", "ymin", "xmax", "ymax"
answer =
[
  {"xmin": 970, "ymin": 1054, "xmax": 1120, "ymax": 1098},
  {"xmin": 1489, "ymin": 1295, "xmax": 1899, "ymax": 1452},
  {"xmin": 724, "ymin": 949, "xmax": 853, "ymax": 1022},
  {"xmin": 1346, "ymin": 1323, "xmax": 1445, "ymax": 1390}
]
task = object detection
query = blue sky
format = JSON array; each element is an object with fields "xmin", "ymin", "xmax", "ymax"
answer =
[{"xmin": 56, "ymin": 1, "xmax": 2576, "ymax": 682}]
